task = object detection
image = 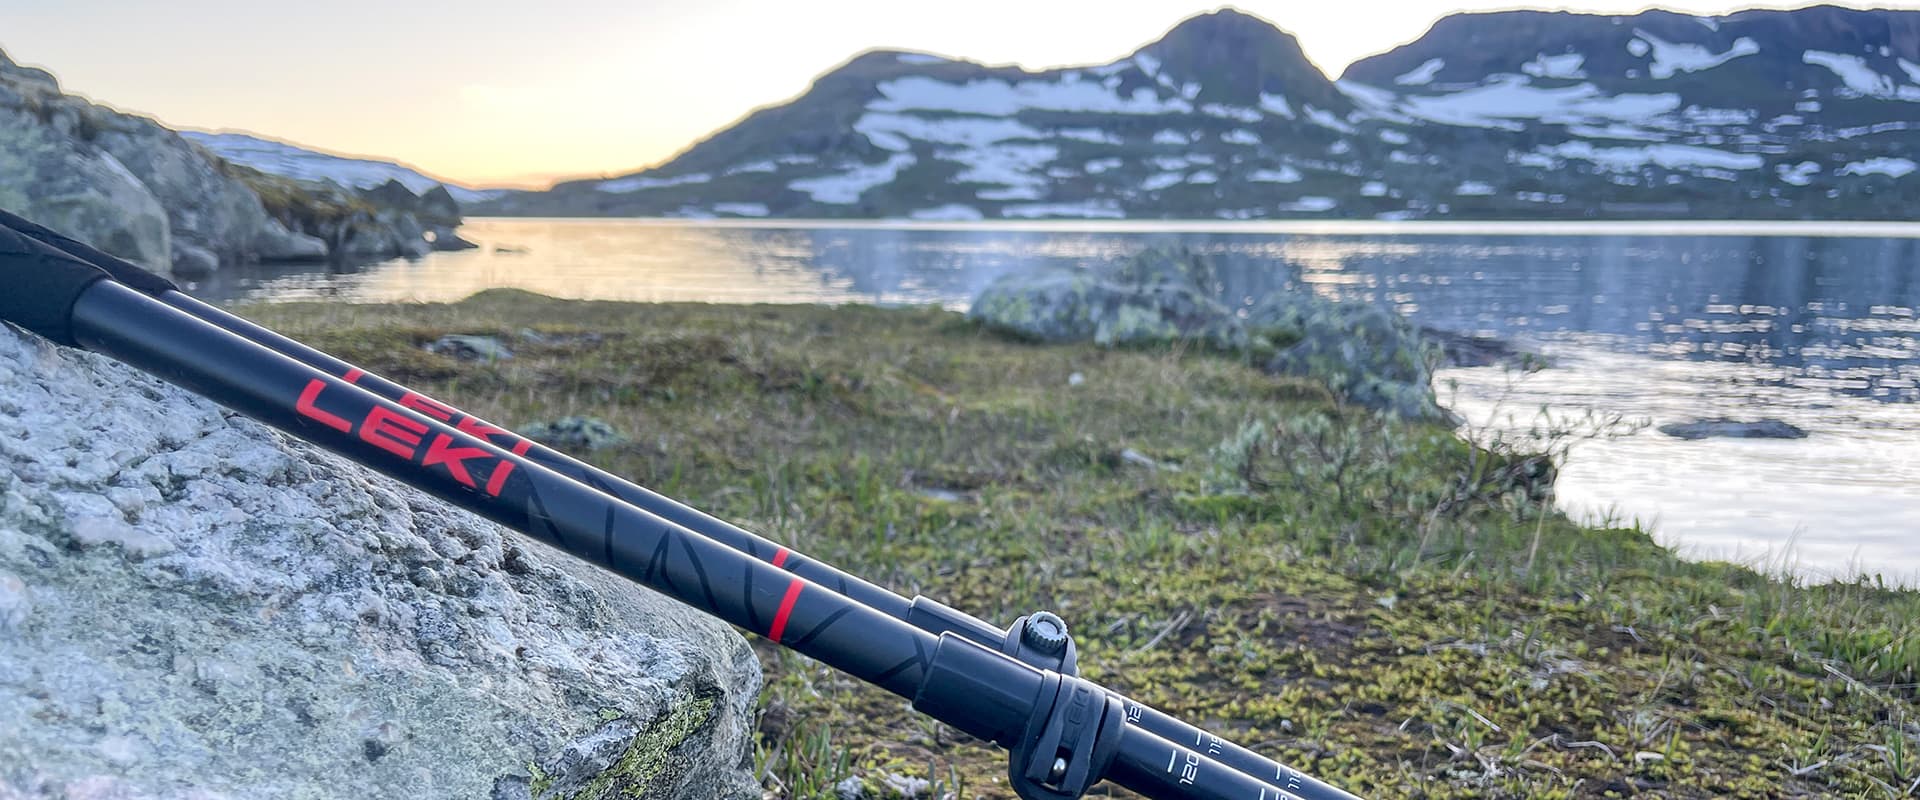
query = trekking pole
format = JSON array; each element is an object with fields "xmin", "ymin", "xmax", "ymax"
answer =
[{"xmin": 0, "ymin": 214, "xmax": 1362, "ymax": 800}]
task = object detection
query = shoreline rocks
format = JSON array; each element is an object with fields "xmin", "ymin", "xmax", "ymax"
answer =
[
  {"xmin": 969, "ymin": 248, "xmax": 1449, "ymax": 421},
  {"xmin": 2, "ymin": 46, "xmax": 461, "ymax": 274}
]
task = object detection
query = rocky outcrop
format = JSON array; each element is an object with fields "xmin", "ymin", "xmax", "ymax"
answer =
[
  {"xmin": 967, "ymin": 261, "xmax": 1246, "ymax": 351},
  {"xmin": 0, "ymin": 47, "xmax": 451, "ymax": 274},
  {"xmin": 0, "ymin": 56, "xmax": 171, "ymax": 268},
  {"xmin": 0, "ymin": 326, "xmax": 761, "ymax": 800},
  {"xmin": 969, "ymin": 248, "xmax": 1448, "ymax": 421},
  {"xmin": 1246, "ymin": 292, "xmax": 1445, "ymax": 422}
]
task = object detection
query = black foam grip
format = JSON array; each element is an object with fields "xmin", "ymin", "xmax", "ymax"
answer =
[
  {"xmin": 0, "ymin": 207, "xmax": 178, "ymax": 295},
  {"xmin": 0, "ymin": 220, "xmax": 113, "ymax": 346}
]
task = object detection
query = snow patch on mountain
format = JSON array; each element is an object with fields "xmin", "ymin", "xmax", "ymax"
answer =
[
  {"xmin": 1142, "ymin": 172, "xmax": 1185, "ymax": 191},
  {"xmin": 1539, "ymin": 141, "xmax": 1763, "ymax": 172},
  {"xmin": 1631, "ymin": 30, "xmax": 1759, "ymax": 79},
  {"xmin": 713, "ymin": 202, "xmax": 769, "ymax": 217},
  {"xmin": 855, "ymin": 113, "xmax": 1039, "ymax": 148},
  {"xmin": 951, "ymin": 144, "xmax": 1057, "ymax": 199},
  {"xmin": 182, "ymin": 131, "xmax": 498, "ymax": 204},
  {"xmin": 1395, "ymin": 58, "xmax": 1445, "ymax": 86},
  {"xmin": 1398, "ymin": 76, "xmax": 1681, "ymax": 129},
  {"xmin": 870, "ymin": 74, "xmax": 1193, "ymax": 116},
  {"xmin": 1258, "ymin": 92, "xmax": 1296, "ymax": 118},
  {"xmin": 1524, "ymin": 53, "xmax": 1588, "ymax": 79},
  {"xmin": 1249, "ymin": 166, "xmax": 1304, "ymax": 183},
  {"xmin": 1278, "ymin": 196, "xmax": 1338, "ymax": 212},
  {"xmin": 1777, "ymin": 161, "xmax": 1821, "ymax": 185},
  {"xmin": 1838, "ymin": 157, "xmax": 1917, "ymax": 178},
  {"xmin": 1200, "ymin": 103, "xmax": 1263, "ymax": 123},
  {"xmin": 598, "ymin": 172, "xmax": 712, "ymax": 193},
  {"xmin": 1305, "ymin": 107, "xmax": 1356, "ymax": 133},
  {"xmin": 789, "ymin": 154, "xmax": 915, "ymax": 203},
  {"xmin": 1801, "ymin": 51, "xmax": 1915, "ymax": 98},
  {"xmin": 1057, "ymin": 127, "xmax": 1122, "ymax": 144}
]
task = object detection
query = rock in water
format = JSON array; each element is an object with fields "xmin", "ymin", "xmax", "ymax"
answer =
[
  {"xmin": 1657, "ymin": 418, "xmax": 1808, "ymax": 440},
  {"xmin": 0, "ymin": 327, "xmax": 760, "ymax": 800}
]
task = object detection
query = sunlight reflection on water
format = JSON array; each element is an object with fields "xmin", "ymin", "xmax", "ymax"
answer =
[{"xmin": 190, "ymin": 218, "xmax": 1920, "ymax": 584}]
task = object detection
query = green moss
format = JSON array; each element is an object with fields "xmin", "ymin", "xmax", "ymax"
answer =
[
  {"xmin": 241, "ymin": 294, "xmax": 1920, "ymax": 800},
  {"xmin": 562, "ymin": 696, "xmax": 716, "ymax": 800}
]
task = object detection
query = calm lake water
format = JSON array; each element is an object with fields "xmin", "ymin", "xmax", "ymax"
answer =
[{"xmin": 192, "ymin": 218, "xmax": 1920, "ymax": 584}]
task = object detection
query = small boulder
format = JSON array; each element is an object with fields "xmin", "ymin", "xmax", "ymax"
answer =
[
  {"xmin": 1657, "ymin": 418, "xmax": 1808, "ymax": 440},
  {"xmin": 967, "ymin": 248, "xmax": 1246, "ymax": 350},
  {"xmin": 424, "ymin": 334, "xmax": 513, "ymax": 362},
  {"xmin": 1251, "ymin": 293, "xmax": 1447, "ymax": 422},
  {"xmin": 518, "ymin": 416, "xmax": 628, "ymax": 452}
]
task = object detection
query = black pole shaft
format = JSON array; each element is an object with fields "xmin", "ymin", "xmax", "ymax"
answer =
[
  {"xmin": 155, "ymin": 292, "xmax": 928, "ymax": 622},
  {"xmin": 64, "ymin": 280, "xmax": 1361, "ymax": 800},
  {"xmin": 154, "ymin": 292, "xmax": 1358, "ymax": 800}
]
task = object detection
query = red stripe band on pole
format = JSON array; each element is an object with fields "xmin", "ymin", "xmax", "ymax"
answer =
[
  {"xmin": 343, "ymin": 368, "xmax": 364, "ymax": 383},
  {"xmin": 768, "ymin": 579, "xmax": 803, "ymax": 642},
  {"xmin": 772, "ymin": 547, "xmax": 791, "ymax": 568}
]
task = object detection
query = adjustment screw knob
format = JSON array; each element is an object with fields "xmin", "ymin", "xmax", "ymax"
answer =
[{"xmin": 1022, "ymin": 611, "xmax": 1070, "ymax": 655}]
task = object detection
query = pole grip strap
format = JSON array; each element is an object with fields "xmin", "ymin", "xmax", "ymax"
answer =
[
  {"xmin": 0, "ymin": 217, "xmax": 113, "ymax": 346},
  {"xmin": 0, "ymin": 208, "xmax": 179, "ymax": 295}
]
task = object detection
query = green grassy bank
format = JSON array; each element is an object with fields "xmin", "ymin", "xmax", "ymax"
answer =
[{"xmin": 243, "ymin": 291, "xmax": 1920, "ymax": 799}]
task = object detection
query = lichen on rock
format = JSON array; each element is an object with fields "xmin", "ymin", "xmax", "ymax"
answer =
[
  {"xmin": 969, "ymin": 247, "xmax": 1449, "ymax": 420},
  {"xmin": 0, "ymin": 326, "xmax": 760, "ymax": 800}
]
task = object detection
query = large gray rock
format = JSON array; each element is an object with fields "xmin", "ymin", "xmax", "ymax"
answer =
[
  {"xmin": 0, "ymin": 326, "xmax": 760, "ymax": 800},
  {"xmin": 0, "ymin": 62, "xmax": 170, "ymax": 268},
  {"xmin": 0, "ymin": 47, "xmax": 442, "ymax": 272},
  {"xmin": 970, "ymin": 248, "xmax": 1448, "ymax": 421},
  {"xmin": 968, "ymin": 249, "xmax": 1246, "ymax": 350},
  {"xmin": 1248, "ymin": 292, "xmax": 1447, "ymax": 422},
  {"xmin": 89, "ymin": 114, "xmax": 323, "ymax": 268}
]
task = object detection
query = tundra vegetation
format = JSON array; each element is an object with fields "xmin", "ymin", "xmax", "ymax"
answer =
[{"xmin": 247, "ymin": 291, "xmax": 1920, "ymax": 800}]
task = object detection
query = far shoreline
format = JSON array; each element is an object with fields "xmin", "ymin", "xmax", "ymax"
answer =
[{"xmin": 462, "ymin": 216, "xmax": 1920, "ymax": 238}]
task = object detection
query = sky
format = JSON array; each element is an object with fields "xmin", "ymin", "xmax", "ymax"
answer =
[{"xmin": 1, "ymin": 0, "xmax": 1915, "ymax": 188}]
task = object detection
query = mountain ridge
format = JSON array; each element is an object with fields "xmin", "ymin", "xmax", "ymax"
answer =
[
  {"xmin": 181, "ymin": 130, "xmax": 503, "ymax": 205},
  {"xmin": 469, "ymin": 4, "xmax": 1920, "ymax": 220}
]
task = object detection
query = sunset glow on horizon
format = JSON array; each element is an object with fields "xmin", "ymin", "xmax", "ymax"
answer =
[{"xmin": 4, "ymin": 0, "xmax": 1916, "ymax": 189}]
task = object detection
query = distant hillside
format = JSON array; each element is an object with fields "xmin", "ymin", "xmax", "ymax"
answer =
[
  {"xmin": 478, "ymin": 5, "xmax": 1920, "ymax": 221},
  {"xmin": 183, "ymin": 131, "xmax": 504, "ymax": 206}
]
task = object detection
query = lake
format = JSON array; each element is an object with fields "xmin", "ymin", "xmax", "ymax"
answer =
[{"xmin": 191, "ymin": 218, "xmax": 1920, "ymax": 585}]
